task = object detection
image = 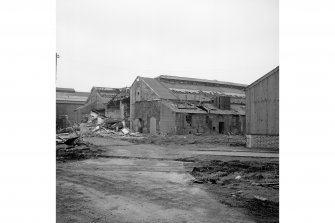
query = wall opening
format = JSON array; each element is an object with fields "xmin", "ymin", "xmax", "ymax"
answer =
[
  {"xmin": 138, "ymin": 118, "xmax": 143, "ymax": 133},
  {"xmin": 185, "ymin": 114, "xmax": 192, "ymax": 126},
  {"xmin": 149, "ymin": 117, "xmax": 157, "ymax": 135},
  {"xmin": 219, "ymin": 122, "xmax": 224, "ymax": 134}
]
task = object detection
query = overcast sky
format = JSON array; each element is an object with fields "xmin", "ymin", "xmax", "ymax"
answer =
[{"xmin": 57, "ymin": 0, "xmax": 278, "ymax": 92}]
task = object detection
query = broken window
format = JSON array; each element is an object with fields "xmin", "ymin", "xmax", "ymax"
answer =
[
  {"xmin": 232, "ymin": 115, "xmax": 239, "ymax": 127},
  {"xmin": 185, "ymin": 114, "xmax": 192, "ymax": 125},
  {"xmin": 206, "ymin": 116, "xmax": 210, "ymax": 124}
]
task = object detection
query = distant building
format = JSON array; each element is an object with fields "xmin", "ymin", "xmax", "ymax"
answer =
[
  {"xmin": 130, "ymin": 75, "xmax": 247, "ymax": 135},
  {"xmin": 75, "ymin": 87, "xmax": 130, "ymax": 126},
  {"xmin": 56, "ymin": 87, "xmax": 90, "ymax": 129},
  {"xmin": 245, "ymin": 66, "xmax": 279, "ymax": 148}
]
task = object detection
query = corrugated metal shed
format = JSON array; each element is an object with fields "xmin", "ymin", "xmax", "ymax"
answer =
[{"xmin": 246, "ymin": 66, "xmax": 279, "ymax": 135}]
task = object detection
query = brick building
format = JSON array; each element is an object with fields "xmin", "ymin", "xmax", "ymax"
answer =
[
  {"xmin": 130, "ymin": 75, "xmax": 247, "ymax": 135},
  {"xmin": 56, "ymin": 87, "xmax": 89, "ymax": 129},
  {"xmin": 75, "ymin": 87, "xmax": 130, "ymax": 126},
  {"xmin": 245, "ymin": 66, "xmax": 279, "ymax": 148}
]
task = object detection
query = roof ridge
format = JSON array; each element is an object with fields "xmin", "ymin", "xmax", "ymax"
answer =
[{"xmin": 157, "ymin": 75, "xmax": 247, "ymax": 87}]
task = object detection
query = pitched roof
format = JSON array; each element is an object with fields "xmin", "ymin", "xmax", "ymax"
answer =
[
  {"xmin": 158, "ymin": 75, "xmax": 247, "ymax": 88},
  {"xmin": 247, "ymin": 66, "xmax": 279, "ymax": 89},
  {"xmin": 162, "ymin": 82, "xmax": 245, "ymax": 100},
  {"xmin": 56, "ymin": 87, "xmax": 75, "ymax": 93},
  {"xmin": 56, "ymin": 92, "xmax": 89, "ymax": 103},
  {"xmin": 137, "ymin": 75, "xmax": 246, "ymax": 102},
  {"xmin": 91, "ymin": 87, "xmax": 121, "ymax": 104},
  {"xmin": 141, "ymin": 77, "xmax": 177, "ymax": 100}
]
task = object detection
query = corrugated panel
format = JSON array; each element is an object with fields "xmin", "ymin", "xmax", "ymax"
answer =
[
  {"xmin": 141, "ymin": 77, "xmax": 177, "ymax": 100},
  {"xmin": 56, "ymin": 92, "xmax": 88, "ymax": 102},
  {"xmin": 161, "ymin": 82, "xmax": 245, "ymax": 97},
  {"xmin": 157, "ymin": 75, "xmax": 247, "ymax": 88},
  {"xmin": 162, "ymin": 101, "xmax": 243, "ymax": 115}
]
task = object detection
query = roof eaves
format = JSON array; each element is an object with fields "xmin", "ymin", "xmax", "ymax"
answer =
[{"xmin": 247, "ymin": 66, "xmax": 279, "ymax": 89}]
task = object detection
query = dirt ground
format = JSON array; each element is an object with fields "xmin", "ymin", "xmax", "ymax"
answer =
[{"xmin": 56, "ymin": 135, "xmax": 279, "ymax": 223}]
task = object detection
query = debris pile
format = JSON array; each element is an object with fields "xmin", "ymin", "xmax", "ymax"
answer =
[
  {"xmin": 56, "ymin": 131, "xmax": 104, "ymax": 161},
  {"xmin": 76, "ymin": 111, "xmax": 143, "ymax": 138},
  {"xmin": 190, "ymin": 160, "xmax": 279, "ymax": 221}
]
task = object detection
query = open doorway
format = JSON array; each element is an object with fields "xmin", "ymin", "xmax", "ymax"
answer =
[
  {"xmin": 138, "ymin": 118, "xmax": 143, "ymax": 133},
  {"xmin": 219, "ymin": 122, "xmax": 224, "ymax": 134}
]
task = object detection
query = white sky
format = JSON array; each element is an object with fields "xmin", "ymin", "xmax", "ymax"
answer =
[{"xmin": 56, "ymin": 0, "xmax": 278, "ymax": 92}]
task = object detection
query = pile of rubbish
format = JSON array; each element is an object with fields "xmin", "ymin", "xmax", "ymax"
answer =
[{"xmin": 78, "ymin": 111, "xmax": 142, "ymax": 138}]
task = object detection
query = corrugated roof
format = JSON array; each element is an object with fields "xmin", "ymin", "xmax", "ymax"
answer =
[
  {"xmin": 90, "ymin": 87, "xmax": 122, "ymax": 104},
  {"xmin": 56, "ymin": 92, "xmax": 89, "ymax": 103},
  {"xmin": 56, "ymin": 87, "xmax": 75, "ymax": 93},
  {"xmin": 162, "ymin": 101, "xmax": 207, "ymax": 114},
  {"xmin": 158, "ymin": 75, "xmax": 247, "ymax": 88},
  {"xmin": 161, "ymin": 82, "xmax": 245, "ymax": 98},
  {"xmin": 230, "ymin": 104, "xmax": 246, "ymax": 115},
  {"xmin": 247, "ymin": 66, "xmax": 279, "ymax": 89},
  {"xmin": 162, "ymin": 101, "xmax": 245, "ymax": 115},
  {"xmin": 141, "ymin": 77, "xmax": 177, "ymax": 100}
]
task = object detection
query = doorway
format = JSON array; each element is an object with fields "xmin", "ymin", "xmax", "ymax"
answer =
[
  {"xmin": 138, "ymin": 118, "xmax": 143, "ymax": 133},
  {"xmin": 219, "ymin": 122, "xmax": 224, "ymax": 134},
  {"xmin": 150, "ymin": 117, "xmax": 157, "ymax": 135}
]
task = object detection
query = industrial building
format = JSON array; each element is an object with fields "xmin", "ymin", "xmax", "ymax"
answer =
[
  {"xmin": 75, "ymin": 86, "xmax": 130, "ymax": 126},
  {"xmin": 245, "ymin": 66, "xmax": 279, "ymax": 148},
  {"xmin": 56, "ymin": 87, "xmax": 90, "ymax": 129},
  {"xmin": 130, "ymin": 75, "xmax": 247, "ymax": 135}
]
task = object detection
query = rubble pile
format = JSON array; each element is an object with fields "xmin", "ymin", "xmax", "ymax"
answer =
[
  {"xmin": 58, "ymin": 111, "xmax": 143, "ymax": 139},
  {"xmin": 56, "ymin": 131, "xmax": 104, "ymax": 161}
]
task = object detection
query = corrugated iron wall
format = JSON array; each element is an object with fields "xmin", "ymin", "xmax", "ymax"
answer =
[{"xmin": 246, "ymin": 69, "xmax": 279, "ymax": 135}]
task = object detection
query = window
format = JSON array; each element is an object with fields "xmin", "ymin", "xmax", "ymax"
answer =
[{"xmin": 186, "ymin": 114, "xmax": 192, "ymax": 125}]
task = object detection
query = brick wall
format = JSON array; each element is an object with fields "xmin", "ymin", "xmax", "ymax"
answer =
[
  {"xmin": 133, "ymin": 101, "xmax": 161, "ymax": 133},
  {"xmin": 160, "ymin": 102, "xmax": 176, "ymax": 135},
  {"xmin": 246, "ymin": 135, "xmax": 279, "ymax": 149},
  {"xmin": 56, "ymin": 102, "xmax": 84, "ymax": 128},
  {"xmin": 130, "ymin": 77, "xmax": 159, "ymax": 131}
]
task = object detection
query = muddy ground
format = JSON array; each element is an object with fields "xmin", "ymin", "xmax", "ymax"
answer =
[
  {"xmin": 56, "ymin": 135, "xmax": 279, "ymax": 223},
  {"xmin": 186, "ymin": 159, "xmax": 279, "ymax": 223}
]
